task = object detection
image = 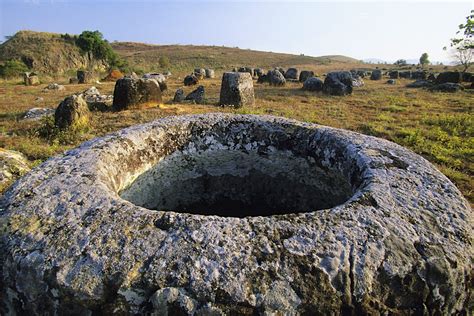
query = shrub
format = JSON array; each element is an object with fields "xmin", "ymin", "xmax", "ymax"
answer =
[{"xmin": 0, "ymin": 59, "xmax": 29, "ymax": 78}]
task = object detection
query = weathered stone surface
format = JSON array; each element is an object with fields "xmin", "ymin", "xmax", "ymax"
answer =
[
  {"xmin": 22, "ymin": 107, "xmax": 55, "ymax": 121},
  {"xmin": 406, "ymin": 80, "xmax": 432, "ymax": 88},
  {"xmin": 42, "ymin": 83, "xmax": 65, "ymax": 92},
  {"xmin": 428, "ymin": 83, "xmax": 464, "ymax": 92},
  {"xmin": 267, "ymin": 69, "xmax": 286, "ymax": 86},
  {"xmin": 302, "ymin": 77, "xmax": 323, "ymax": 91},
  {"xmin": 185, "ymin": 86, "xmax": 205, "ymax": 104},
  {"xmin": 77, "ymin": 70, "xmax": 93, "ymax": 84},
  {"xmin": 399, "ymin": 71, "xmax": 411, "ymax": 79},
  {"xmin": 0, "ymin": 149, "xmax": 30, "ymax": 190},
  {"xmin": 238, "ymin": 67, "xmax": 254, "ymax": 76},
  {"xmin": 80, "ymin": 86, "xmax": 113, "ymax": 111},
  {"xmin": 205, "ymin": 69, "xmax": 215, "ymax": 79},
  {"xmin": 411, "ymin": 70, "xmax": 428, "ymax": 80},
  {"xmin": 352, "ymin": 75, "xmax": 365, "ymax": 87},
  {"xmin": 254, "ymin": 68, "xmax": 265, "ymax": 78},
  {"xmin": 54, "ymin": 94, "xmax": 90, "ymax": 130},
  {"xmin": 219, "ymin": 72, "xmax": 255, "ymax": 107},
  {"xmin": 0, "ymin": 114, "xmax": 471, "ymax": 315},
  {"xmin": 299, "ymin": 70, "xmax": 314, "ymax": 83},
  {"xmin": 194, "ymin": 68, "xmax": 206, "ymax": 79},
  {"xmin": 23, "ymin": 72, "xmax": 40, "ymax": 86},
  {"xmin": 370, "ymin": 70, "xmax": 382, "ymax": 80},
  {"xmin": 323, "ymin": 71, "xmax": 353, "ymax": 96},
  {"xmin": 388, "ymin": 71, "xmax": 399, "ymax": 79},
  {"xmin": 184, "ymin": 75, "xmax": 199, "ymax": 86},
  {"xmin": 112, "ymin": 77, "xmax": 162, "ymax": 111},
  {"xmin": 173, "ymin": 88, "xmax": 185, "ymax": 102},
  {"xmin": 285, "ymin": 68, "xmax": 300, "ymax": 80},
  {"xmin": 143, "ymin": 73, "xmax": 168, "ymax": 91},
  {"xmin": 435, "ymin": 71, "xmax": 463, "ymax": 84}
]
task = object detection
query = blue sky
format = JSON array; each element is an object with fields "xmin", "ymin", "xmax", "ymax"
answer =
[{"xmin": 1, "ymin": 0, "xmax": 472, "ymax": 62}]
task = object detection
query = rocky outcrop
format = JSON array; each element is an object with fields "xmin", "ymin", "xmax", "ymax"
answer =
[
  {"xmin": 112, "ymin": 77, "xmax": 162, "ymax": 111},
  {"xmin": 54, "ymin": 94, "xmax": 90, "ymax": 130},
  {"xmin": 323, "ymin": 71, "xmax": 353, "ymax": 96},
  {"xmin": 219, "ymin": 72, "xmax": 255, "ymax": 107},
  {"xmin": 0, "ymin": 114, "xmax": 471, "ymax": 315}
]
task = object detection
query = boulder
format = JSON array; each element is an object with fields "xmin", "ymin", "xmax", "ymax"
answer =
[
  {"xmin": 143, "ymin": 73, "xmax": 168, "ymax": 91},
  {"xmin": 69, "ymin": 77, "xmax": 79, "ymax": 84},
  {"xmin": 54, "ymin": 94, "xmax": 90, "ymax": 130},
  {"xmin": 411, "ymin": 70, "xmax": 428, "ymax": 80},
  {"xmin": 1, "ymin": 113, "xmax": 471, "ymax": 315},
  {"xmin": 436, "ymin": 72, "xmax": 463, "ymax": 84},
  {"xmin": 399, "ymin": 71, "xmax": 411, "ymax": 79},
  {"xmin": 77, "ymin": 70, "xmax": 93, "ymax": 84},
  {"xmin": 386, "ymin": 79, "xmax": 396, "ymax": 85},
  {"xmin": 299, "ymin": 70, "xmax": 314, "ymax": 83},
  {"xmin": 351, "ymin": 70, "xmax": 368, "ymax": 78},
  {"xmin": 406, "ymin": 80, "xmax": 432, "ymax": 88},
  {"xmin": 42, "ymin": 83, "xmax": 65, "ymax": 92},
  {"xmin": 254, "ymin": 68, "xmax": 265, "ymax": 77},
  {"xmin": 205, "ymin": 69, "xmax": 215, "ymax": 79},
  {"xmin": 370, "ymin": 70, "xmax": 382, "ymax": 80},
  {"xmin": 0, "ymin": 148, "xmax": 30, "ymax": 190},
  {"xmin": 219, "ymin": 72, "xmax": 255, "ymax": 107},
  {"xmin": 268, "ymin": 69, "xmax": 286, "ymax": 86},
  {"xmin": 22, "ymin": 107, "xmax": 55, "ymax": 121},
  {"xmin": 194, "ymin": 68, "xmax": 206, "ymax": 79},
  {"xmin": 257, "ymin": 74, "xmax": 269, "ymax": 84},
  {"xmin": 238, "ymin": 67, "xmax": 254, "ymax": 77},
  {"xmin": 184, "ymin": 75, "xmax": 199, "ymax": 86},
  {"xmin": 185, "ymin": 86, "xmax": 205, "ymax": 104},
  {"xmin": 388, "ymin": 71, "xmax": 399, "ymax": 79},
  {"xmin": 23, "ymin": 72, "xmax": 40, "ymax": 86},
  {"xmin": 80, "ymin": 86, "xmax": 113, "ymax": 111},
  {"xmin": 173, "ymin": 89, "xmax": 185, "ymax": 102},
  {"xmin": 352, "ymin": 76, "xmax": 365, "ymax": 87},
  {"xmin": 285, "ymin": 68, "xmax": 300, "ymax": 80},
  {"xmin": 323, "ymin": 71, "xmax": 353, "ymax": 95},
  {"xmin": 112, "ymin": 77, "xmax": 162, "ymax": 111},
  {"xmin": 428, "ymin": 83, "xmax": 464, "ymax": 92},
  {"xmin": 302, "ymin": 77, "xmax": 323, "ymax": 91}
]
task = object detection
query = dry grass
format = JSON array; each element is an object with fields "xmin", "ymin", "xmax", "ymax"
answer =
[{"xmin": 0, "ymin": 72, "xmax": 472, "ymax": 205}]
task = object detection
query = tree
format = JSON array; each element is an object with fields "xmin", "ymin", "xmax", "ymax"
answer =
[
  {"xmin": 444, "ymin": 10, "xmax": 473, "ymax": 73},
  {"xmin": 394, "ymin": 59, "xmax": 407, "ymax": 66},
  {"xmin": 419, "ymin": 53, "xmax": 429, "ymax": 67},
  {"xmin": 75, "ymin": 30, "xmax": 127, "ymax": 71}
]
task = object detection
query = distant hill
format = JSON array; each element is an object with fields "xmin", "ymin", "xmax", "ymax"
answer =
[
  {"xmin": 0, "ymin": 31, "xmax": 108, "ymax": 74},
  {"xmin": 0, "ymin": 30, "xmax": 361, "ymax": 75},
  {"xmin": 111, "ymin": 41, "xmax": 360, "ymax": 73}
]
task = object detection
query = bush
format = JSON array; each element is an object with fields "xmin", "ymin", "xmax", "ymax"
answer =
[
  {"xmin": 0, "ymin": 59, "xmax": 29, "ymax": 78},
  {"xmin": 159, "ymin": 56, "xmax": 170, "ymax": 68}
]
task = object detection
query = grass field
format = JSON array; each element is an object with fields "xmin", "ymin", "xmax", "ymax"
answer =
[{"xmin": 0, "ymin": 72, "xmax": 472, "ymax": 205}]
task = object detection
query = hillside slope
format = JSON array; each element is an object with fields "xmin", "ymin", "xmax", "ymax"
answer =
[
  {"xmin": 112, "ymin": 42, "xmax": 360, "ymax": 72},
  {"xmin": 0, "ymin": 30, "xmax": 361, "ymax": 74},
  {"xmin": 0, "ymin": 31, "xmax": 107, "ymax": 74}
]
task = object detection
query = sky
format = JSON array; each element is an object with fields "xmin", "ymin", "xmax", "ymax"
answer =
[{"xmin": 0, "ymin": 0, "xmax": 473, "ymax": 63}]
